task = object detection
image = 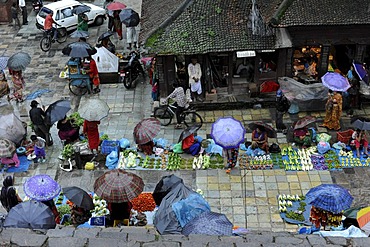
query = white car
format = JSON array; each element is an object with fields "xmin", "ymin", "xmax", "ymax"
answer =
[{"xmin": 36, "ymin": 0, "xmax": 105, "ymax": 31}]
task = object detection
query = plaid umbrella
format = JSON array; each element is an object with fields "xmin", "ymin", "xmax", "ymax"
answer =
[
  {"xmin": 321, "ymin": 72, "xmax": 351, "ymax": 92},
  {"xmin": 294, "ymin": 116, "xmax": 317, "ymax": 130},
  {"xmin": 248, "ymin": 121, "xmax": 277, "ymax": 138},
  {"xmin": 23, "ymin": 175, "xmax": 61, "ymax": 201},
  {"xmin": 133, "ymin": 118, "xmax": 161, "ymax": 145},
  {"xmin": 182, "ymin": 211, "xmax": 233, "ymax": 236},
  {"xmin": 211, "ymin": 117, "xmax": 246, "ymax": 149},
  {"xmin": 306, "ymin": 184, "xmax": 353, "ymax": 214},
  {"xmin": 7, "ymin": 52, "xmax": 31, "ymax": 71},
  {"xmin": 94, "ymin": 170, "xmax": 144, "ymax": 203},
  {"xmin": 78, "ymin": 98, "xmax": 110, "ymax": 121},
  {"xmin": 107, "ymin": 1, "xmax": 127, "ymax": 10},
  {"xmin": 0, "ymin": 138, "xmax": 16, "ymax": 158},
  {"xmin": 0, "ymin": 56, "xmax": 9, "ymax": 70}
]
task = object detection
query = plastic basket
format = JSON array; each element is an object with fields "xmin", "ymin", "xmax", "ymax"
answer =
[
  {"xmin": 101, "ymin": 140, "xmax": 120, "ymax": 155},
  {"xmin": 337, "ymin": 129, "xmax": 354, "ymax": 144}
]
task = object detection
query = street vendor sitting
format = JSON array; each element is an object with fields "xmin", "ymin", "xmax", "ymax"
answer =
[
  {"xmin": 251, "ymin": 127, "xmax": 269, "ymax": 153},
  {"xmin": 57, "ymin": 115, "xmax": 80, "ymax": 145},
  {"xmin": 137, "ymin": 141, "xmax": 154, "ymax": 155},
  {"xmin": 294, "ymin": 128, "xmax": 312, "ymax": 148},
  {"xmin": 0, "ymin": 152, "xmax": 20, "ymax": 169},
  {"xmin": 182, "ymin": 133, "xmax": 201, "ymax": 156},
  {"xmin": 107, "ymin": 201, "xmax": 132, "ymax": 227},
  {"xmin": 71, "ymin": 204, "xmax": 91, "ymax": 226}
]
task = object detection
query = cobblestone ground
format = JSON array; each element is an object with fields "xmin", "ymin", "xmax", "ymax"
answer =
[{"xmin": 2, "ymin": 0, "xmax": 370, "ymax": 237}]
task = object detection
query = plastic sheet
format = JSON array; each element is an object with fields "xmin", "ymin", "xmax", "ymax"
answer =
[
  {"xmin": 105, "ymin": 151, "xmax": 119, "ymax": 170},
  {"xmin": 92, "ymin": 47, "xmax": 118, "ymax": 73},
  {"xmin": 279, "ymin": 77, "xmax": 328, "ymax": 111}
]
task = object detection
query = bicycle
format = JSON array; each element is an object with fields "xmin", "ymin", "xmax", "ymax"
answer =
[
  {"xmin": 154, "ymin": 102, "xmax": 203, "ymax": 127},
  {"xmin": 40, "ymin": 27, "xmax": 67, "ymax": 52}
]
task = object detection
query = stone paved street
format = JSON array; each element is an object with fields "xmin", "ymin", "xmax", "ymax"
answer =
[{"xmin": 2, "ymin": 0, "xmax": 370, "ymax": 238}]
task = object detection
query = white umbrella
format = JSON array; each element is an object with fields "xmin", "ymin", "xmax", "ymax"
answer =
[
  {"xmin": 0, "ymin": 112, "xmax": 26, "ymax": 145},
  {"xmin": 78, "ymin": 98, "xmax": 109, "ymax": 121}
]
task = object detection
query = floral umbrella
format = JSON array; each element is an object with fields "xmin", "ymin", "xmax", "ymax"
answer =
[
  {"xmin": 321, "ymin": 72, "xmax": 350, "ymax": 92},
  {"xmin": 94, "ymin": 170, "xmax": 144, "ymax": 203},
  {"xmin": 211, "ymin": 117, "xmax": 245, "ymax": 149},
  {"xmin": 23, "ymin": 175, "xmax": 61, "ymax": 201}
]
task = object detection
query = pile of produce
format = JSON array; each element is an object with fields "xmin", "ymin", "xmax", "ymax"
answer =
[
  {"xmin": 166, "ymin": 152, "xmax": 182, "ymax": 170},
  {"xmin": 281, "ymin": 146, "xmax": 317, "ymax": 171},
  {"xmin": 311, "ymin": 155, "xmax": 328, "ymax": 170},
  {"xmin": 61, "ymin": 144, "xmax": 74, "ymax": 159},
  {"xmin": 192, "ymin": 153, "xmax": 211, "ymax": 169},
  {"xmin": 338, "ymin": 150, "xmax": 370, "ymax": 167},
  {"xmin": 310, "ymin": 206, "xmax": 342, "ymax": 227},
  {"xmin": 324, "ymin": 150, "xmax": 341, "ymax": 169},
  {"xmin": 130, "ymin": 193, "xmax": 156, "ymax": 212},
  {"xmin": 238, "ymin": 154, "xmax": 273, "ymax": 170},
  {"xmin": 92, "ymin": 195, "xmax": 109, "ymax": 217},
  {"xmin": 55, "ymin": 192, "xmax": 65, "ymax": 205},
  {"xmin": 68, "ymin": 112, "xmax": 84, "ymax": 127},
  {"xmin": 278, "ymin": 194, "xmax": 307, "ymax": 222}
]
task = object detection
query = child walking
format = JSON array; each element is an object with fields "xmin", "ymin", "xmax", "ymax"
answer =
[{"xmin": 31, "ymin": 135, "xmax": 46, "ymax": 163}]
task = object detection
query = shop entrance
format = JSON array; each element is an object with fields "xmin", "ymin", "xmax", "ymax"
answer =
[{"xmin": 328, "ymin": 45, "xmax": 356, "ymax": 74}]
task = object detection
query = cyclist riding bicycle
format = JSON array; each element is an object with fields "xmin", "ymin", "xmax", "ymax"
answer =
[
  {"xmin": 44, "ymin": 12, "xmax": 58, "ymax": 41},
  {"xmin": 165, "ymin": 81, "xmax": 189, "ymax": 129}
]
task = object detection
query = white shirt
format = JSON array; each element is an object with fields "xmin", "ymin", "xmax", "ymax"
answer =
[
  {"xmin": 188, "ymin": 63, "xmax": 202, "ymax": 85},
  {"xmin": 19, "ymin": 0, "xmax": 26, "ymax": 7}
]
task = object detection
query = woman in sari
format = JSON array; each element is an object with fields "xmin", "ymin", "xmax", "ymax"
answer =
[
  {"xmin": 320, "ymin": 91, "xmax": 342, "ymax": 130},
  {"xmin": 9, "ymin": 70, "xmax": 25, "ymax": 102},
  {"xmin": 251, "ymin": 126, "xmax": 269, "ymax": 153}
]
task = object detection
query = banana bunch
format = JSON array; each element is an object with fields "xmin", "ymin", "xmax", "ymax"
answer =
[{"xmin": 339, "ymin": 150, "xmax": 353, "ymax": 157}]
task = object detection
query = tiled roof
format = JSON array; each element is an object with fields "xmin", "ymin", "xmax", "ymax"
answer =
[
  {"xmin": 146, "ymin": 0, "xmax": 276, "ymax": 55},
  {"xmin": 139, "ymin": 0, "xmax": 186, "ymax": 43},
  {"xmin": 276, "ymin": 0, "xmax": 370, "ymax": 27}
]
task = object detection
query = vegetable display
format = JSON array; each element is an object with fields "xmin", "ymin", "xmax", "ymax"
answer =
[
  {"xmin": 61, "ymin": 144, "xmax": 74, "ymax": 159},
  {"xmin": 281, "ymin": 146, "xmax": 317, "ymax": 171},
  {"xmin": 278, "ymin": 194, "xmax": 307, "ymax": 222},
  {"xmin": 238, "ymin": 154, "xmax": 273, "ymax": 170},
  {"xmin": 130, "ymin": 193, "xmax": 156, "ymax": 212},
  {"xmin": 68, "ymin": 112, "xmax": 84, "ymax": 127},
  {"xmin": 92, "ymin": 195, "xmax": 109, "ymax": 217}
]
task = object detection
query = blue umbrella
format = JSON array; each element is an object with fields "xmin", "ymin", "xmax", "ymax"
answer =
[
  {"xmin": 0, "ymin": 56, "xmax": 9, "ymax": 70},
  {"xmin": 211, "ymin": 117, "xmax": 245, "ymax": 149},
  {"xmin": 7, "ymin": 52, "xmax": 31, "ymax": 71},
  {"xmin": 23, "ymin": 174, "xmax": 61, "ymax": 201},
  {"xmin": 45, "ymin": 100, "xmax": 71, "ymax": 126},
  {"xmin": 4, "ymin": 200, "xmax": 56, "ymax": 229},
  {"xmin": 353, "ymin": 62, "xmax": 369, "ymax": 84},
  {"xmin": 70, "ymin": 30, "xmax": 89, "ymax": 39},
  {"xmin": 182, "ymin": 211, "xmax": 233, "ymax": 236},
  {"xmin": 306, "ymin": 184, "xmax": 353, "ymax": 214},
  {"xmin": 321, "ymin": 72, "xmax": 350, "ymax": 92}
]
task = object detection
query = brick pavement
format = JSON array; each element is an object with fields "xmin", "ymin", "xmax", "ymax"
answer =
[{"xmin": 2, "ymin": 0, "xmax": 370, "ymax": 236}]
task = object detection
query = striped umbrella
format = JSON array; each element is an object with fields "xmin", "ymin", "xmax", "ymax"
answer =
[
  {"xmin": 356, "ymin": 207, "xmax": 370, "ymax": 235},
  {"xmin": 0, "ymin": 138, "xmax": 16, "ymax": 158},
  {"xmin": 133, "ymin": 118, "xmax": 161, "ymax": 145},
  {"xmin": 94, "ymin": 170, "xmax": 144, "ymax": 203},
  {"xmin": 306, "ymin": 184, "xmax": 353, "ymax": 214}
]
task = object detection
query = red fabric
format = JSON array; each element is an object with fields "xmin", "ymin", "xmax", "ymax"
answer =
[
  {"xmin": 294, "ymin": 129, "xmax": 308, "ymax": 137},
  {"xmin": 44, "ymin": 14, "xmax": 53, "ymax": 30},
  {"xmin": 182, "ymin": 134, "xmax": 194, "ymax": 150},
  {"xmin": 260, "ymin": 81, "xmax": 280, "ymax": 93},
  {"xmin": 88, "ymin": 59, "xmax": 100, "ymax": 86},
  {"xmin": 83, "ymin": 120, "xmax": 100, "ymax": 150},
  {"xmin": 354, "ymin": 139, "xmax": 368, "ymax": 149}
]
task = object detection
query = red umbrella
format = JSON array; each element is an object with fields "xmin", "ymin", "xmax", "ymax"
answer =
[
  {"xmin": 94, "ymin": 170, "xmax": 144, "ymax": 203},
  {"xmin": 133, "ymin": 118, "xmax": 161, "ymax": 145},
  {"xmin": 107, "ymin": 1, "xmax": 127, "ymax": 11},
  {"xmin": 294, "ymin": 116, "xmax": 316, "ymax": 130}
]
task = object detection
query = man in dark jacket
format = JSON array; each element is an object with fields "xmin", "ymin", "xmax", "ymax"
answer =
[
  {"xmin": 29, "ymin": 100, "xmax": 52, "ymax": 146},
  {"xmin": 275, "ymin": 89, "xmax": 290, "ymax": 133}
]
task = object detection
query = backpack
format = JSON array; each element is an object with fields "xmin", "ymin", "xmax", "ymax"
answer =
[{"xmin": 276, "ymin": 96, "xmax": 291, "ymax": 112}]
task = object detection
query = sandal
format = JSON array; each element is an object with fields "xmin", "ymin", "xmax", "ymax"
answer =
[{"xmin": 175, "ymin": 124, "xmax": 183, "ymax": 129}]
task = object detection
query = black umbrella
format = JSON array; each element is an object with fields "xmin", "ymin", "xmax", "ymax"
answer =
[
  {"xmin": 178, "ymin": 123, "xmax": 201, "ymax": 143},
  {"xmin": 7, "ymin": 52, "xmax": 31, "ymax": 71},
  {"xmin": 70, "ymin": 30, "xmax": 89, "ymax": 38},
  {"xmin": 4, "ymin": 200, "xmax": 56, "ymax": 229},
  {"xmin": 98, "ymin": 31, "xmax": 115, "ymax": 42},
  {"xmin": 45, "ymin": 100, "xmax": 71, "ymax": 126},
  {"xmin": 248, "ymin": 121, "xmax": 277, "ymax": 138},
  {"xmin": 62, "ymin": 42, "xmax": 97, "ymax": 58},
  {"xmin": 63, "ymin": 186, "xmax": 94, "ymax": 210},
  {"xmin": 182, "ymin": 211, "xmax": 233, "ymax": 236},
  {"xmin": 152, "ymin": 174, "xmax": 183, "ymax": 206},
  {"xmin": 71, "ymin": 5, "xmax": 91, "ymax": 15},
  {"xmin": 119, "ymin": 8, "xmax": 140, "ymax": 27}
]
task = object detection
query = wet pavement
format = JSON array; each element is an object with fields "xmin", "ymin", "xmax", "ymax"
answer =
[{"xmin": 1, "ymin": 0, "xmax": 370, "ymax": 234}]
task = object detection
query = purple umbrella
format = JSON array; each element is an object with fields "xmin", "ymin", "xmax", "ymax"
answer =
[
  {"xmin": 211, "ymin": 117, "xmax": 245, "ymax": 149},
  {"xmin": 353, "ymin": 62, "xmax": 369, "ymax": 84},
  {"xmin": 321, "ymin": 72, "xmax": 350, "ymax": 92},
  {"xmin": 23, "ymin": 175, "xmax": 61, "ymax": 201}
]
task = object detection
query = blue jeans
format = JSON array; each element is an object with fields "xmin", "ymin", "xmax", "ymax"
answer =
[{"xmin": 47, "ymin": 27, "xmax": 57, "ymax": 40}]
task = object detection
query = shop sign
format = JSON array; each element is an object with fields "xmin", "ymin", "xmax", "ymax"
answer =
[
  {"xmin": 261, "ymin": 49, "xmax": 276, "ymax": 53},
  {"xmin": 236, "ymin": 50, "xmax": 256, "ymax": 58}
]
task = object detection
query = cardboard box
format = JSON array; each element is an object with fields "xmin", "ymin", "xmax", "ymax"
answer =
[{"xmin": 206, "ymin": 92, "xmax": 217, "ymax": 101}]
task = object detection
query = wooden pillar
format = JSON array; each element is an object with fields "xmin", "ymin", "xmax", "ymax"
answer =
[
  {"xmin": 285, "ymin": 48, "xmax": 293, "ymax": 76},
  {"xmin": 228, "ymin": 53, "xmax": 233, "ymax": 94},
  {"xmin": 276, "ymin": 49, "xmax": 287, "ymax": 77},
  {"xmin": 318, "ymin": 45, "xmax": 330, "ymax": 78},
  {"xmin": 355, "ymin": 45, "xmax": 367, "ymax": 63},
  {"xmin": 157, "ymin": 55, "xmax": 176, "ymax": 97}
]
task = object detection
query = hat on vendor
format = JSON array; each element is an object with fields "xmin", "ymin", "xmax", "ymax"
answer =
[{"xmin": 30, "ymin": 100, "xmax": 39, "ymax": 107}]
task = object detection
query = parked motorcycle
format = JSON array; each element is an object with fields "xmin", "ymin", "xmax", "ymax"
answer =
[
  {"xmin": 118, "ymin": 51, "xmax": 146, "ymax": 89},
  {"xmin": 32, "ymin": 0, "xmax": 43, "ymax": 12}
]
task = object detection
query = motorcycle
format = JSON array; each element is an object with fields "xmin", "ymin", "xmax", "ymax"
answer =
[
  {"xmin": 118, "ymin": 51, "xmax": 146, "ymax": 89},
  {"xmin": 32, "ymin": 0, "xmax": 43, "ymax": 12}
]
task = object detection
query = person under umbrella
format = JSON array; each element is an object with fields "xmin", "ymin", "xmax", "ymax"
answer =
[
  {"xmin": 84, "ymin": 56, "xmax": 100, "ymax": 93},
  {"xmin": 44, "ymin": 100, "xmax": 71, "ymax": 126},
  {"xmin": 29, "ymin": 100, "xmax": 52, "ymax": 146},
  {"xmin": 8, "ymin": 69, "xmax": 25, "ymax": 103},
  {"xmin": 134, "ymin": 118, "xmax": 161, "ymax": 155},
  {"xmin": 119, "ymin": 8, "xmax": 140, "ymax": 49},
  {"xmin": 97, "ymin": 31, "xmax": 115, "ymax": 54},
  {"xmin": 83, "ymin": 120, "xmax": 100, "ymax": 154},
  {"xmin": 77, "ymin": 13, "xmax": 88, "ymax": 32},
  {"xmin": 112, "ymin": 10, "xmax": 123, "ymax": 40},
  {"xmin": 0, "ymin": 176, "xmax": 22, "ymax": 212},
  {"xmin": 57, "ymin": 116, "xmax": 80, "ymax": 145},
  {"xmin": 63, "ymin": 187, "xmax": 93, "ymax": 226},
  {"xmin": 320, "ymin": 90, "xmax": 343, "ymax": 131}
]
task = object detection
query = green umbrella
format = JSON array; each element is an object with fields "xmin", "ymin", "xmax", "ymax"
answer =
[{"xmin": 343, "ymin": 206, "xmax": 366, "ymax": 219}]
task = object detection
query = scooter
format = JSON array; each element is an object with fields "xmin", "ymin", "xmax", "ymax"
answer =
[
  {"xmin": 32, "ymin": 0, "xmax": 43, "ymax": 12},
  {"xmin": 119, "ymin": 51, "xmax": 146, "ymax": 89}
]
